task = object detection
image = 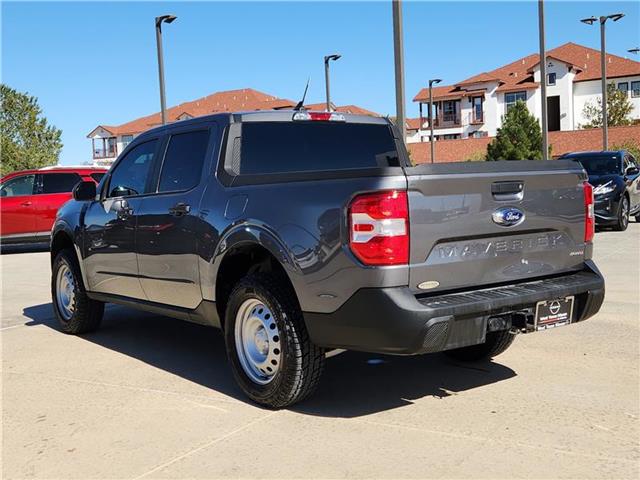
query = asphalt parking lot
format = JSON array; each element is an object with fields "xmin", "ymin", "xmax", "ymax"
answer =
[{"xmin": 2, "ymin": 225, "xmax": 639, "ymax": 479}]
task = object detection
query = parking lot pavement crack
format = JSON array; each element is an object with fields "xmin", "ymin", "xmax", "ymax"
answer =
[{"xmin": 131, "ymin": 411, "xmax": 278, "ymax": 480}]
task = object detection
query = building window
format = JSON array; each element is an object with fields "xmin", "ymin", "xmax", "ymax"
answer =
[
  {"xmin": 617, "ymin": 82, "xmax": 629, "ymax": 95},
  {"xmin": 632, "ymin": 81, "xmax": 640, "ymax": 98},
  {"xmin": 547, "ymin": 73, "xmax": 556, "ymax": 86},
  {"xmin": 442, "ymin": 134, "xmax": 461, "ymax": 140},
  {"xmin": 471, "ymin": 131, "xmax": 487, "ymax": 138},
  {"xmin": 441, "ymin": 101, "xmax": 459, "ymax": 123},
  {"xmin": 505, "ymin": 91, "xmax": 527, "ymax": 112},
  {"xmin": 92, "ymin": 137, "xmax": 117, "ymax": 159},
  {"xmin": 121, "ymin": 135, "xmax": 134, "ymax": 149}
]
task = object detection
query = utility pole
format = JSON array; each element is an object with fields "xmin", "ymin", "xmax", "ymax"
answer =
[
  {"xmin": 538, "ymin": 0, "xmax": 549, "ymax": 160},
  {"xmin": 392, "ymin": 0, "xmax": 406, "ymax": 141},
  {"xmin": 581, "ymin": 13, "xmax": 624, "ymax": 150},
  {"xmin": 324, "ymin": 54, "xmax": 341, "ymax": 111},
  {"xmin": 428, "ymin": 78, "xmax": 441, "ymax": 163},
  {"xmin": 155, "ymin": 14, "xmax": 177, "ymax": 125}
]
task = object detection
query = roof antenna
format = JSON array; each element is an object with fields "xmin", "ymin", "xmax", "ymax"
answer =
[{"xmin": 294, "ymin": 77, "xmax": 310, "ymax": 111}]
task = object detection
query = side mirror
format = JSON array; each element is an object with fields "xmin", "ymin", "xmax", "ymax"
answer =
[
  {"xmin": 625, "ymin": 166, "xmax": 639, "ymax": 176},
  {"xmin": 72, "ymin": 181, "xmax": 96, "ymax": 201}
]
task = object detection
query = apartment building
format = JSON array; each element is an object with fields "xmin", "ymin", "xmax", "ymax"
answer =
[
  {"xmin": 87, "ymin": 88, "xmax": 377, "ymax": 166},
  {"xmin": 407, "ymin": 42, "xmax": 640, "ymax": 143}
]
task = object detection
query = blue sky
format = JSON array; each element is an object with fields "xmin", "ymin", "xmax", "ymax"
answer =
[{"xmin": 2, "ymin": 1, "xmax": 639, "ymax": 165}]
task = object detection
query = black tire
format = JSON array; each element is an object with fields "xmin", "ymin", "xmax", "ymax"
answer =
[
  {"xmin": 635, "ymin": 214, "xmax": 640, "ymax": 223},
  {"xmin": 224, "ymin": 273, "xmax": 324, "ymax": 408},
  {"xmin": 445, "ymin": 330, "xmax": 516, "ymax": 362},
  {"xmin": 51, "ymin": 248, "xmax": 104, "ymax": 334},
  {"xmin": 613, "ymin": 196, "xmax": 629, "ymax": 231}
]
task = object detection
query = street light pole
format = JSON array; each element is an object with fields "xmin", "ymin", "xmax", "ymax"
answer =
[
  {"xmin": 428, "ymin": 78, "xmax": 441, "ymax": 164},
  {"xmin": 392, "ymin": 0, "xmax": 406, "ymax": 141},
  {"xmin": 155, "ymin": 14, "xmax": 177, "ymax": 125},
  {"xmin": 581, "ymin": 13, "xmax": 624, "ymax": 150},
  {"xmin": 538, "ymin": 0, "xmax": 549, "ymax": 160},
  {"xmin": 324, "ymin": 54, "xmax": 341, "ymax": 111}
]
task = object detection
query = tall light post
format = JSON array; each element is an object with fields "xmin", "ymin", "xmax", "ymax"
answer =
[
  {"xmin": 581, "ymin": 13, "xmax": 625, "ymax": 150},
  {"xmin": 155, "ymin": 14, "xmax": 177, "ymax": 125},
  {"xmin": 392, "ymin": 0, "xmax": 406, "ymax": 141},
  {"xmin": 324, "ymin": 54, "xmax": 341, "ymax": 111},
  {"xmin": 538, "ymin": 0, "xmax": 549, "ymax": 160},
  {"xmin": 428, "ymin": 78, "xmax": 441, "ymax": 164}
]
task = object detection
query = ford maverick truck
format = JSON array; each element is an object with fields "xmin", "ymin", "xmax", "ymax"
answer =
[{"xmin": 51, "ymin": 110, "xmax": 605, "ymax": 407}]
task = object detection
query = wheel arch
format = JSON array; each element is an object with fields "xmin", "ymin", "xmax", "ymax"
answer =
[{"xmin": 214, "ymin": 236, "xmax": 301, "ymax": 329}]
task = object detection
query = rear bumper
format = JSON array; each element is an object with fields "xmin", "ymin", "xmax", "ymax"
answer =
[{"xmin": 304, "ymin": 261, "xmax": 605, "ymax": 355}]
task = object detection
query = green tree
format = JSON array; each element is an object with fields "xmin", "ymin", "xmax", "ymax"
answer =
[
  {"xmin": 581, "ymin": 82, "xmax": 633, "ymax": 129},
  {"xmin": 486, "ymin": 101, "xmax": 542, "ymax": 161},
  {"xmin": 0, "ymin": 84, "xmax": 62, "ymax": 175},
  {"xmin": 611, "ymin": 139, "xmax": 640, "ymax": 160}
]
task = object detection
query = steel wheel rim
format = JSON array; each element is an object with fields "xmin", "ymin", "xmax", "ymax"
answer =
[
  {"xmin": 622, "ymin": 198, "xmax": 629, "ymax": 227},
  {"xmin": 56, "ymin": 264, "xmax": 76, "ymax": 321},
  {"xmin": 234, "ymin": 298, "xmax": 282, "ymax": 385}
]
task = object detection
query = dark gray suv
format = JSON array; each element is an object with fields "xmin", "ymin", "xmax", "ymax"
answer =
[{"xmin": 51, "ymin": 110, "xmax": 605, "ymax": 407}]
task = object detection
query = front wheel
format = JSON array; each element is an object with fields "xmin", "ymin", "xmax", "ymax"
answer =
[
  {"xmin": 224, "ymin": 273, "xmax": 324, "ymax": 408},
  {"xmin": 445, "ymin": 330, "xmax": 516, "ymax": 362},
  {"xmin": 613, "ymin": 196, "xmax": 629, "ymax": 231},
  {"xmin": 51, "ymin": 248, "xmax": 104, "ymax": 334}
]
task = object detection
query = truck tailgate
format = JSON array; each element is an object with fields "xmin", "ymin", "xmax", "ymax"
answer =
[{"xmin": 404, "ymin": 160, "xmax": 588, "ymax": 295}]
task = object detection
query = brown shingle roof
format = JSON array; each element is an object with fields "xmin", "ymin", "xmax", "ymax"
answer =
[
  {"xmin": 88, "ymin": 88, "xmax": 296, "ymax": 137},
  {"xmin": 413, "ymin": 42, "xmax": 640, "ymax": 103},
  {"xmin": 90, "ymin": 89, "xmax": 378, "ymax": 138}
]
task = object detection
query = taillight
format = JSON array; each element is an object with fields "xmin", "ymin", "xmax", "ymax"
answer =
[
  {"xmin": 348, "ymin": 190, "xmax": 409, "ymax": 266},
  {"xmin": 583, "ymin": 181, "xmax": 595, "ymax": 243}
]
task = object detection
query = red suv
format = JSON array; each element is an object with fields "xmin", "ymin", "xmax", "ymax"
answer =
[{"xmin": 1, "ymin": 166, "xmax": 107, "ymax": 245}]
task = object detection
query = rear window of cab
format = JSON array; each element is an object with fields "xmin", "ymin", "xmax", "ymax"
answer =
[{"xmin": 239, "ymin": 122, "xmax": 399, "ymax": 175}]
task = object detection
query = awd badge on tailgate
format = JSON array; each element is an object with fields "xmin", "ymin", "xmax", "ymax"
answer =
[{"xmin": 492, "ymin": 207, "xmax": 525, "ymax": 227}]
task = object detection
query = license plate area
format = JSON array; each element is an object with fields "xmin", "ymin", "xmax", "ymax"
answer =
[{"xmin": 534, "ymin": 296, "xmax": 574, "ymax": 331}]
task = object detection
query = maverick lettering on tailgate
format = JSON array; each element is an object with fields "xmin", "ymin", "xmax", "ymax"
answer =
[{"xmin": 428, "ymin": 232, "xmax": 570, "ymax": 264}]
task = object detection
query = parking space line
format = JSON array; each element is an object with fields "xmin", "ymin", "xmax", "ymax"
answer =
[{"xmin": 132, "ymin": 411, "xmax": 278, "ymax": 479}]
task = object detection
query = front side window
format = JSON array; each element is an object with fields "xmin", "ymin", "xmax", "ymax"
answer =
[
  {"xmin": 505, "ymin": 91, "xmax": 527, "ymax": 112},
  {"xmin": 40, "ymin": 173, "xmax": 82, "ymax": 194},
  {"xmin": 617, "ymin": 82, "xmax": 629, "ymax": 94},
  {"xmin": 239, "ymin": 122, "xmax": 398, "ymax": 175},
  {"xmin": 631, "ymin": 81, "xmax": 640, "ymax": 98},
  {"xmin": 158, "ymin": 130, "xmax": 210, "ymax": 192},
  {"xmin": 0, "ymin": 175, "xmax": 35, "ymax": 197},
  {"xmin": 107, "ymin": 140, "xmax": 157, "ymax": 197}
]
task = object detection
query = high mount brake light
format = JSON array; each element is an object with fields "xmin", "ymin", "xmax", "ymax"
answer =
[
  {"xmin": 348, "ymin": 190, "xmax": 409, "ymax": 266},
  {"xmin": 583, "ymin": 181, "xmax": 595, "ymax": 243},
  {"xmin": 292, "ymin": 112, "xmax": 346, "ymax": 122}
]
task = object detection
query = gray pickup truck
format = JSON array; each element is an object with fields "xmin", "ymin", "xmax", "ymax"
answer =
[{"xmin": 51, "ymin": 110, "xmax": 605, "ymax": 407}]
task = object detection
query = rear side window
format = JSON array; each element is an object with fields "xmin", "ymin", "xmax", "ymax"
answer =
[
  {"xmin": 239, "ymin": 122, "xmax": 399, "ymax": 175},
  {"xmin": 158, "ymin": 130, "xmax": 210, "ymax": 192},
  {"xmin": 40, "ymin": 173, "xmax": 82, "ymax": 194},
  {"xmin": 108, "ymin": 140, "xmax": 157, "ymax": 197}
]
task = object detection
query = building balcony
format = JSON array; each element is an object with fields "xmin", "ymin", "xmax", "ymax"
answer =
[
  {"xmin": 425, "ymin": 114, "xmax": 462, "ymax": 128},
  {"xmin": 92, "ymin": 136, "xmax": 117, "ymax": 160},
  {"xmin": 93, "ymin": 148, "xmax": 117, "ymax": 159}
]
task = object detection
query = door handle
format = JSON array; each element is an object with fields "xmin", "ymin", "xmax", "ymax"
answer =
[
  {"xmin": 20, "ymin": 201, "xmax": 32, "ymax": 207},
  {"xmin": 168, "ymin": 202, "xmax": 191, "ymax": 217}
]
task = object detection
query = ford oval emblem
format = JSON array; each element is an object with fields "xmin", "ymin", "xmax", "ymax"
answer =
[{"xmin": 492, "ymin": 207, "xmax": 525, "ymax": 227}]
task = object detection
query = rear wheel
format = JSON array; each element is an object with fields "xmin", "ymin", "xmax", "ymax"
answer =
[
  {"xmin": 613, "ymin": 196, "xmax": 629, "ymax": 231},
  {"xmin": 51, "ymin": 248, "xmax": 104, "ymax": 334},
  {"xmin": 224, "ymin": 273, "xmax": 324, "ymax": 408},
  {"xmin": 445, "ymin": 330, "xmax": 516, "ymax": 362}
]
